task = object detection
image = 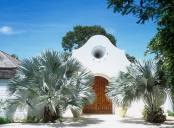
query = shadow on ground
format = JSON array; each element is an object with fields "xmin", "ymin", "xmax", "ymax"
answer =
[
  {"xmin": 118, "ymin": 117, "xmax": 174, "ymax": 127},
  {"xmin": 0, "ymin": 117, "xmax": 104, "ymax": 128},
  {"xmin": 1, "ymin": 115, "xmax": 174, "ymax": 128}
]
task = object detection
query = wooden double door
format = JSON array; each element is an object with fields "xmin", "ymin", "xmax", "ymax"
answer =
[{"xmin": 83, "ymin": 76, "xmax": 112, "ymax": 114}]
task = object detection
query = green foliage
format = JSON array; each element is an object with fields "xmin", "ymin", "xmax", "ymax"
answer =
[
  {"xmin": 11, "ymin": 54, "xmax": 18, "ymax": 59},
  {"xmin": 21, "ymin": 115, "xmax": 43, "ymax": 123},
  {"xmin": 61, "ymin": 25, "xmax": 117, "ymax": 52},
  {"xmin": 6, "ymin": 49, "xmax": 96, "ymax": 122},
  {"xmin": 107, "ymin": 0, "xmax": 174, "ymax": 98},
  {"xmin": 107, "ymin": 0, "xmax": 174, "ymax": 24},
  {"xmin": 142, "ymin": 106, "xmax": 166, "ymax": 123},
  {"xmin": 106, "ymin": 59, "xmax": 172, "ymax": 111},
  {"xmin": 0, "ymin": 99, "xmax": 7, "ymax": 113},
  {"xmin": 167, "ymin": 110, "xmax": 174, "ymax": 117},
  {"xmin": 125, "ymin": 53, "xmax": 136, "ymax": 60},
  {"xmin": 0, "ymin": 117, "xmax": 12, "ymax": 124},
  {"xmin": 145, "ymin": 11, "xmax": 174, "ymax": 89},
  {"xmin": 0, "ymin": 99, "xmax": 11, "ymax": 124}
]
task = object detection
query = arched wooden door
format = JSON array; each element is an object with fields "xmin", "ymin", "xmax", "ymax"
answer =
[{"xmin": 83, "ymin": 76, "xmax": 112, "ymax": 114}]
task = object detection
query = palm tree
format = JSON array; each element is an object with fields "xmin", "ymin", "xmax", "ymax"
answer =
[
  {"xmin": 6, "ymin": 49, "xmax": 96, "ymax": 122},
  {"xmin": 106, "ymin": 59, "xmax": 173, "ymax": 112}
]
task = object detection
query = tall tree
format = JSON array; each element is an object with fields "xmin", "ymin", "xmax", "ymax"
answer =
[
  {"xmin": 107, "ymin": 0, "xmax": 174, "ymax": 91},
  {"xmin": 11, "ymin": 54, "xmax": 18, "ymax": 59},
  {"xmin": 125, "ymin": 53, "xmax": 136, "ymax": 62},
  {"xmin": 145, "ymin": 10, "xmax": 174, "ymax": 89},
  {"xmin": 61, "ymin": 25, "xmax": 117, "ymax": 52},
  {"xmin": 107, "ymin": 0, "xmax": 174, "ymax": 24}
]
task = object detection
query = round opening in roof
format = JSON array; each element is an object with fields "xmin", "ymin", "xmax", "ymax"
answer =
[{"xmin": 91, "ymin": 45, "xmax": 106, "ymax": 59}]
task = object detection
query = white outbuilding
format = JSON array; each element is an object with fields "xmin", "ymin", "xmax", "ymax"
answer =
[
  {"xmin": 71, "ymin": 35, "xmax": 173, "ymax": 117},
  {"xmin": 0, "ymin": 51, "xmax": 27, "ymax": 119}
]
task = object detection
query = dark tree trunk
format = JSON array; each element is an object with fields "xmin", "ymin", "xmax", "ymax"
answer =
[{"xmin": 44, "ymin": 104, "xmax": 60, "ymax": 123}]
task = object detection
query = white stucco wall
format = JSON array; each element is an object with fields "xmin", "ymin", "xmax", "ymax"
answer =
[
  {"xmin": 125, "ymin": 90, "xmax": 173, "ymax": 118},
  {"xmin": 72, "ymin": 35, "xmax": 131, "ymax": 78},
  {"xmin": 166, "ymin": 90, "xmax": 174, "ymax": 113}
]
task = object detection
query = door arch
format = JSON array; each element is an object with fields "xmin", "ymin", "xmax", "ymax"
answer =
[{"xmin": 83, "ymin": 76, "xmax": 112, "ymax": 114}]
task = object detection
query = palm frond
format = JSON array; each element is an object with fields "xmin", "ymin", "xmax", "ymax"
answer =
[
  {"xmin": 7, "ymin": 49, "xmax": 96, "ymax": 120},
  {"xmin": 106, "ymin": 59, "xmax": 171, "ymax": 110}
]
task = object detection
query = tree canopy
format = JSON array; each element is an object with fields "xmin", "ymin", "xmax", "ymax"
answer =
[
  {"xmin": 61, "ymin": 25, "xmax": 117, "ymax": 52},
  {"xmin": 11, "ymin": 54, "xmax": 18, "ymax": 59},
  {"xmin": 125, "ymin": 53, "xmax": 136, "ymax": 61},
  {"xmin": 145, "ymin": 10, "xmax": 174, "ymax": 88},
  {"xmin": 107, "ymin": 0, "xmax": 174, "ymax": 24},
  {"xmin": 107, "ymin": 0, "xmax": 174, "ymax": 91}
]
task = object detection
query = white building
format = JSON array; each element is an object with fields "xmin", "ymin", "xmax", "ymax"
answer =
[
  {"xmin": 71, "ymin": 35, "xmax": 173, "ymax": 117},
  {"xmin": 0, "ymin": 51, "xmax": 27, "ymax": 119}
]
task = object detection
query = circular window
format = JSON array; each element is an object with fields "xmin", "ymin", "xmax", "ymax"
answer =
[{"xmin": 91, "ymin": 45, "xmax": 106, "ymax": 59}]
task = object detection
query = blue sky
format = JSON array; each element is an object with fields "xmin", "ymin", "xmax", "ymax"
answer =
[{"xmin": 0, "ymin": 0, "xmax": 157, "ymax": 61}]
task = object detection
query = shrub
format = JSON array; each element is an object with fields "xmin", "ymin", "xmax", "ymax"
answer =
[
  {"xmin": 0, "ymin": 100, "xmax": 11, "ymax": 124},
  {"xmin": 142, "ymin": 106, "xmax": 166, "ymax": 123},
  {"xmin": 167, "ymin": 110, "xmax": 174, "ymax": 116},
  {"xmin": 0, "ymin": 99, "xmax": 7, "ymax": 113},
  {"xmin": 0, "ymin": 117, "xmax": 12, "ymax": 124},
  {"xmin": 21, "ymin": 115, "xmax": 43, "ymax": 123}
]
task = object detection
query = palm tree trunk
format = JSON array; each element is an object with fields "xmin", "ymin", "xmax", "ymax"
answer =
[{"xmin": 44, "ymin": 104, "xmax": 59, "ymax": 123}]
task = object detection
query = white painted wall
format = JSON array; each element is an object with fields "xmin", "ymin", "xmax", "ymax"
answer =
[
  {"xmin": 166, "ymin": 90, "xmax": 174, "ymax": 113},
  {"xmin": 0, "ymin": 79, "xmax": 8, "ymax": 118},
  {"xmin": 0, "ymin": 79, "xmax": 27, "ymax": 119},
  {"xmin": 27, "ymin": 101, "xmax": 45, "ymax": 118}
]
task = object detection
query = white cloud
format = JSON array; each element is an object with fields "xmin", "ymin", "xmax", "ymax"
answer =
[
  {"xmin": 105, "ymin": 27, "xmax": 116, "ymax": 35},
  {"xmin": 0, "ymin": 26, "xmax": 25, "ymax": 35}
]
